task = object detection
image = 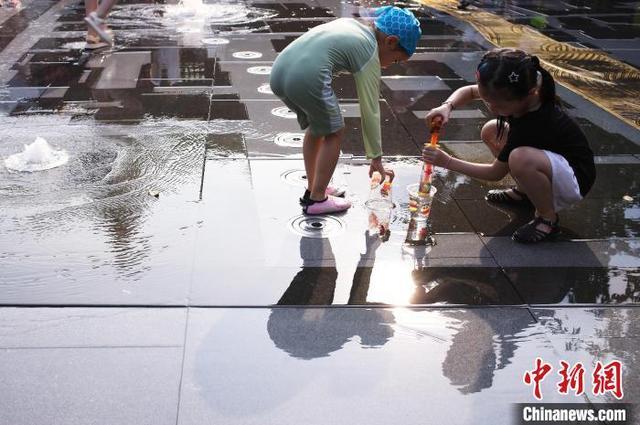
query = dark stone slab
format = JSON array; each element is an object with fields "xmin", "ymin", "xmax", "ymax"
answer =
[
  {"xmin": 457, "ymin": 196, "xmax": 640, "ymax": 239},
  {"xmin": 8, "ymin": 62, "xmax": 86, "ymax": 87},
  {"xmin": 31, "ymin": 37, "xmax": 85, "ymax": 50},
  {"xmin": 209, "ymin": 100, "xmax": 249, "ymax": 120},
  {"xmin": 93, "ymin": 90, "xmax": 212, "ymax": 121},
  {"xmin": 382, "ymin": 59, "xmax": 460, "ymax": 79},
  {"xmin": 505, "ymin": 267, "xmax": 640, "ymax": 305},
  {"xmin": 576, "ymin": 117, "xmax": 640, "ymax": 156},
  {"xmin": 269, "ymin": 35, "xmax": 297, "ymax": 52},
  {"xmin": 588, "ymin": 164, "xmax": 640, "ymax": 199},
  {"xmin": 213, "ymin": 62, "xmax": 275, "ymax": 98},
  {"xmin": 266, "ymin": 18, "xmax": 328, "ymax": 32},
  {"xmin": 252, "ymin": 2, "xmax": 335, "ymax": 18},
  {"xmin": 409, "ymin": 267, "xmax": 524, "ymax": 305},
  {"xmin": 205, "ymin": 36, "xmax": 282, "ymax": 61},
  {"xmin": 239, "ymin": 100, "xmax": 422, "ymax": 156}
]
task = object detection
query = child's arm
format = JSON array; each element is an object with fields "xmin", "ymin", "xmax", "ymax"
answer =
[
  {"xmin": 423, "ymin": 145, "xmax": 509, "ymax": 181},
  {"xmin": 353, "ymin": 57, "xmax": 382, "ymax": 160},
  {"xmin": 424, "ymin": 85, "xmax": 480, "ymax": 126}
]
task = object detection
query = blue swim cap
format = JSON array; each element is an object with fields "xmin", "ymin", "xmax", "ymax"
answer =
[{"xmin": 374, "ymin": 6, "xmax": 422, "ymax": 57}]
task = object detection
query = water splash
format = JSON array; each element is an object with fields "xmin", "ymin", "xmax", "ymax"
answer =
[{"xmin": 4, "ymin": 137, "xmax": 69, "ymax": 172}]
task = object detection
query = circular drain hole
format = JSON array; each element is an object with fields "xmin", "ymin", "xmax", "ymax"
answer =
[
  {"xmin": 274, "ymin": 132, "xmax": 304, "ymax": 147},
  {"xmin": 202, "ymin": 38, "xmax": 230, "ymax": 45},
  {"xmin": 257, "ymin": 83, "xmax": 273, "ymax": 94},
  {"xmin": 271, "ymin": 106, "xmax": 297, "ymax": 119},
  {"xmin": 280, "ymin": 169, "xmax": 308, "ymax": 187},
  {"xmin": 288, "ymin": 215, "xmax": 346, "ymax": 238},
  {"xmin": 247, "ymin": 66, "xmax": 272, "ymax": 75},
  {"xmin": 233, "ymin": 51, "xmax": 263, "ymax": 59}
]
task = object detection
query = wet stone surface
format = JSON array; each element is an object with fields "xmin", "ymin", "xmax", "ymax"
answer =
[
  {"xmin": 0, "ymin": 1, "xmax": 639, "ymax": 422},
  {"xmin": 0, "ymin": 0, "xmax": 638, "ymax": 310}
]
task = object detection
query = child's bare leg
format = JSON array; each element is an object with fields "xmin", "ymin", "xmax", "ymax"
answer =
[
  {"xmin": 96, "ymin": 0, "xmax": 118, "ymax": 18},
  {"xmin": 508, "ymin": 147, "xmax": 556, "ymax": 230},
  {"xmin": 310, "ymin": 128, "xmax": 343, "ymax": 201},
  {"xmin": 302, "ymin": 128, "xmax": 322, "ymax": 192}
]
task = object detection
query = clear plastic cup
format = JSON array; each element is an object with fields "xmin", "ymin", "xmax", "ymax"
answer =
[
  {"xmin": 365, "ymin": 198, "xmax": 393, "ymax": 235},
  {"xmin": 406, "ymin": 183, "xmax": 437, "ymax": 217}
]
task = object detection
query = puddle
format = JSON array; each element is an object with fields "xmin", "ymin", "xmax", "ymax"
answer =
[
  {"xmin": 108, "ymin": 1, "xmax": 278, "ymax": 31},
  {"xmin": 274, "ymin": 132, "xmax": 304, "ymax": 148},
  {"xmin": 0, "ymin": 119, "xmax": 209, "ymax": 228},
  {"xmin": 288, "ymin": 214, "xmax": 346, "ymax": 238},
  {"xmin": 232, "ymin": 51, "xmax": 263, "ymax": 59}
]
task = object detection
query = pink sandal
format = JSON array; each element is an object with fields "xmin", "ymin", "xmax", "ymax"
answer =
[
  {"xmin": 299, "ymin": 185, "xmax": 346, "ymax": 205},
  {"xmin": 303, "ymin": 195, "xmax": 351, "ymax": 215}
]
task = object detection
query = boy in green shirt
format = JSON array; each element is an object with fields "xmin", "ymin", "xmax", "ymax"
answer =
[{"xmin": 270, "ymin": 6, "xmax": 421, "ymax": 215}]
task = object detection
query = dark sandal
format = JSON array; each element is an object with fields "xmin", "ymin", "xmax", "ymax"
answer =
[
  {"xmin": 486, "ymin": 187, "xmax": 534, "ymax": 208},
  {"xmin": 512, "ymin": 215, "xmax": 560, "ymax": 243}
]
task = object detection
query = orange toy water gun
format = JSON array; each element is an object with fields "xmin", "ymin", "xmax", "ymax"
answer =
[{"xmin": 418, "ymin": 115, "xmax": 443, "ymax": 196}]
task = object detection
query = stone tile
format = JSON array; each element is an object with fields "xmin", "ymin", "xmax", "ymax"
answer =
[
  {"xmin": 382, "ymin": 59, "xmax": 461, "ymax": 79},
  {"xmin": 213, "ymin": 61, "xmax": 277, "ymax": 100},
  {"xmin": 594, "ymin": 155, "xmax": 640, "ymax": 164},
  {"xmin": 238, "ymin": 100, "xmax": 421, "ymax": 157},
  {"xmin": 253, "ymin": 2, "xmax": 335, "ymax": 19},
  {"xmin": 576, "ymin": 117, "xmax": 640, "ymax": 156},
  {"xmin": 0, "ymin": 308, "xmax": 186, "ymax": 348},
  {"xmin": 481, "ymin": 237, "xmax": 640, "ymax": 268},
  {"xmin": 205, "ymin": 35, "xmax": 284, "ymax": 62},
  {"xmin": 0, "ymin": 346, "xmax": 182, "ymax": 425},
  {"xmin": 381, "ymin": 76, "xmax": 450, "ymax": 91},
  {"xmin": 266, "ymin": 18, "xmax": 329, "ymax": 32},
  {"xmin": 456, "ymin": 191, "xmax": 640, "ymax": 240},
  {"xmin": 189, "ymin": 159, "xmax": 486, "ymax": 306},
  {"xmin": 532, "ymin": 307, "xmax": 640, "ymax": 405},
  {"xmin": 588, "ymin": 164, "xmax": 640, "ymax": 199},
  {"xmin": 505, "ymin": 268, "xmax": 640, "ymax": 305},
  {"xmin": 409, "ymin": 267, "xmax": 524, "ymax": 305},
  {"xmin": 177, "ymin": 307, "xmax": 582, "ymax": 425}
]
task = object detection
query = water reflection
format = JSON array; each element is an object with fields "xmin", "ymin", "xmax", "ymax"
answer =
[
  {"xmin": 268, "ymin": 233, "xmax": 396, "ymax": 359},
  {"xmin": 440, "ymin": 309, "xmax": 531, "ymax": 394},
  {"xmin": 536, "ymin": 308, "xmax": 640, "ymax": 403}
]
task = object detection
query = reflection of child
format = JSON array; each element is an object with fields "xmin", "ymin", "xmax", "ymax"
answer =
[
  {"xmin": 270, "ymin": 6, "xmax": 421, "ymax": 215},
  {"xmin": 423, "ymin": 48, "xmax": 595, "ymax": 243}
]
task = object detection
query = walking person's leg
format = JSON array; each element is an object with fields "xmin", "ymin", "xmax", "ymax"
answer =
[{"xmin": 85, "ymin": 0, "xmax": 119, "ymax": 44}]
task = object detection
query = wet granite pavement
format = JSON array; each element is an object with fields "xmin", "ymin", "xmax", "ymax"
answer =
[{"xmin": 0, "ymin": 0, "xmax": 639, "ymax": 423}]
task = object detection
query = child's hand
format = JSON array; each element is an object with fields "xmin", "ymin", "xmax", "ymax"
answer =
[
  {"xmin": 423, "ymin": 145, "xmax": 452, "ymax": 168},
  {"xmin": 424, "ymin": 104, "xmax": 452, "ymax": 128},
  {"xmin": 369, "ymin": 157, "xmax": 395, "ymax": 182}
]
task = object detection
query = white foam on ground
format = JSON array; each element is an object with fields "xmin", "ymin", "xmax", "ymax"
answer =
[{"xmin": 4, "ymin": 137, "xmax": 69, "ymax": 172}]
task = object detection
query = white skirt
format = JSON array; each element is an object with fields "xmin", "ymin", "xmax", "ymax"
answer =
[{"xmin": 543, "ymin": 150, "xmax": 583, "ymax": 211}]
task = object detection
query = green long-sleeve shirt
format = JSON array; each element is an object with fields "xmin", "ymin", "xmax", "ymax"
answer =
[{"xmin": 270, "ymin": 18, "xmax": 383, "ymax": 158}]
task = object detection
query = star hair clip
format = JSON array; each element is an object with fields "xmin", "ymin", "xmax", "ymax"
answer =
[{"xmin": 508, "ymin": 71, "xmax": 519, "ymax": 83}]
